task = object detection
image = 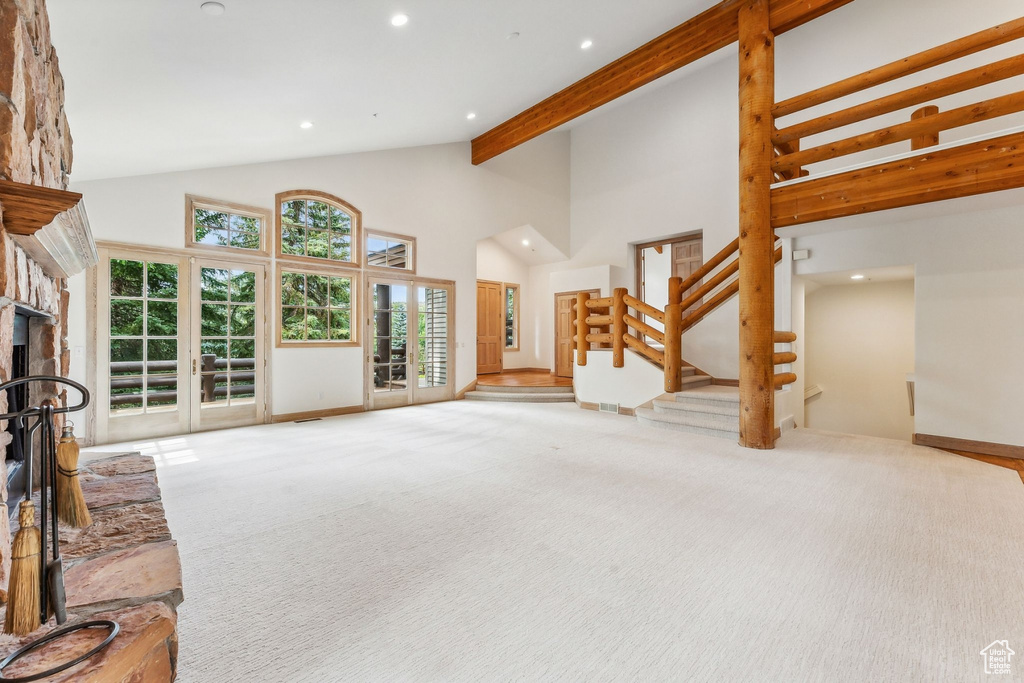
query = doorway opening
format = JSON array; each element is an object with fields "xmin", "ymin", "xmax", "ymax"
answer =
[
  {"xmin": 635, "ymin": 233, "xmax": 703, "ymax": 340},
  {"xmin": 802, "ymin": 266, "xmax": 916, "ymax": 440}
]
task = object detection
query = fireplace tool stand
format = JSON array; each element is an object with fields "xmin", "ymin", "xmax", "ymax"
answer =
[{"xmin": 0, "ymin": 376, "xmax": 120, "ymax": 682}]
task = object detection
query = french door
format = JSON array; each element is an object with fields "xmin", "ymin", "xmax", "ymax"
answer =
[
  {"xmin": 189, "ymin": 258, "xmax": 267, "ymax": 432},
  {"xmin": 94, "ymin": 247, "xmax": 267, "ymax": 444},
  {"xmin": 366, "ymin": 277, "xmax": 454, "ymax": 410}
]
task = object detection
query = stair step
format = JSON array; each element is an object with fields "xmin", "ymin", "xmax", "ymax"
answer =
[
  {"xmin": 635, "ymin": 407, "xmax": 739, "ymax": 440},
  {"xmin": 680, "ymin": 366, "xmax": 696, "ymax": 377},
  {"xmin": 475, "ymin": 384, "xmax": 571, "ymax": 394},
  {"xmin": 465, "ymin": 391, "xmax": 575, "ymax": 403},
  {"xmin": 680, "ymin": 374, "xmax": 712, "ymax": 388},
  {"xmin": 653, "ymin": 397, "xmax": 739, "ymax": 419},
  {"xmin": 673, "ymin": 385, "xmax": 741, "ymax": 408}
]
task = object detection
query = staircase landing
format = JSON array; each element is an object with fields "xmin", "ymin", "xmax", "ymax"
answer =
[{"xmin": 469, "ymin": 371, "xmax": 574, "ymax": 403}]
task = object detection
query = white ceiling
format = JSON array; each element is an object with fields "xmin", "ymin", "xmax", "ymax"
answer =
[
  {"xmin": 48, "ymin": 0, "xmax": 717, "ymax": 181},
  {"xmin": 800, "ymin": 265, "xmax": 916, "ymax": 288},
  {"xmin": 490, "ymin": 224, "xmax": 568, "ymax": 267}
]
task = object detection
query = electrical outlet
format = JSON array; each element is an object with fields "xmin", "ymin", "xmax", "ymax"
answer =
[{"xmin": 317, "ymin": 391, "xmax": 324, "ymax": 400}]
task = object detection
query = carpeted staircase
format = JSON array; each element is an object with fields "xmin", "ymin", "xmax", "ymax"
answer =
[
  {"xmin": 635, "ymin": 385, "xmax": 740, "ymax": 440},
  {"xmin": 465, "ymin": 384, "xmax": 575, "ymax": 403}
]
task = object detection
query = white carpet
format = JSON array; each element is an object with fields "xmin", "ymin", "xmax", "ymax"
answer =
[{"xmin": 86, "ymin": 402, "xmax": 1024, "ymax": 682}]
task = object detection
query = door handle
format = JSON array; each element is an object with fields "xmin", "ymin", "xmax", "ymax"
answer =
[{"xmin": 192, "ymin": 359, "xmax": 197, "ymax": 376}]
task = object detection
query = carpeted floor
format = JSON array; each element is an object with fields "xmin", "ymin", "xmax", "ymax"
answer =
[{"xmin": 87, "ymin": 402, "xmax": 1024, "ymax": 682}]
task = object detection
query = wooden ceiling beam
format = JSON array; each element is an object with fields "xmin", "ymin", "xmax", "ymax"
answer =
[
  {"xmin": 770, "ymin": 131, "xmax": 1024, "ymax": 227},
  {"xmin": 470, "ymin": 0, "xmax": 854, "ymax": 165}
]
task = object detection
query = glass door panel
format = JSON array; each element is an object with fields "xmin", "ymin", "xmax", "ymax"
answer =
[
  {"xmin": 190, "ymin": 259, "xmax": 266, "ymax": 432},
  {"xmin": 97, "ymin": 250, "xmax": 190, "ymax": 443},
  {"xmin": 369, "ymin": 280, "xmax": 412, "ymax": 409},
  {"xmin": 415, "ymin": 285, "xmax": 452, "ymax": 402}
]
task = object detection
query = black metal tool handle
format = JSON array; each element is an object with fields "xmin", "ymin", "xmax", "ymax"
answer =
[{"xmin": 0, "ymin": 376, "xmax": 90, "ymax": 423}]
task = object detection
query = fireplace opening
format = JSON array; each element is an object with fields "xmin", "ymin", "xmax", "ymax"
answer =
[{"xmin": 5, "ymin": 308, "xmax": 32, "ymax": 521}]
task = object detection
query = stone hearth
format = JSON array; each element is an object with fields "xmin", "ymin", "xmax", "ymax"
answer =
[{"xmin": 0, "ymin": 452, "xmax": 182, "ymax": 681}]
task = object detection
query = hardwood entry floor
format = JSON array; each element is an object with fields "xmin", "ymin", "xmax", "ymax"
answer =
[{"xmin": 476, "ymin": 369, "xmax": 572, "ymax": 388}]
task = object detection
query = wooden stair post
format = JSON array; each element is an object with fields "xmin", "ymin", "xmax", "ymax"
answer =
[
  {"xmin": 575, "ymin": 291, "xmax": 591, "ymax": 366},
  {"xmin": 738, "ymin": 0, "xmax": 776, "ymax": 449},
  {"xmin": 664, "ymin": 277, "xmax": 684, "ymax": 392},
  {"xmin": 612, "ymin": 288, "xmax": 627, "ymax": 368}
]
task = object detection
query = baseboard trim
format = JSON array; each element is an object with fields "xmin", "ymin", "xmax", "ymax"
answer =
[
  {"xmin": 271, "ymin": 405, "xmax": 364, "ymax": 423},
  {"xmin": 913, "ymin": 433, "xmax": 1024, "ymax": 460},
  {"xmin": 499, "ymin": 367, "xmax": 551, "ymax": 374},
  {"xmin": 711, "ymin": 378, "xmax": 739, "ymax": 387},
  {"xmin": 456, "ymin": 380, "xmax": 477, "ymax": 400}
]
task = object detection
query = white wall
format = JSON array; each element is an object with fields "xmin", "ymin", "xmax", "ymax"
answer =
[
  {"xmin": 476, "ymin": 238, "xmax": 536, "ymax": 369},
  {"xmin": 68, "ymin": 135, "xmax": 570, "ymax": 436},
  {"xmin": 791, "ymin": 199, "xmax": 1024, "ymax": 446},
  {"xmin": 804, "ymin": 280, "xmax": 916, "ymax": 441},
  {"xmin": 574, "ymin": 350, "xmax": 665, "ymax": 410}
]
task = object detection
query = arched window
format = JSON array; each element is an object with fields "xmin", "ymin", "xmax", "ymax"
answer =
[{"xmin": 275, "ymin": 190, "xmax": 361, "ymax": 267}]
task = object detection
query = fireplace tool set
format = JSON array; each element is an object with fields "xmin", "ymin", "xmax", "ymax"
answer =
[{"xmin": 0, "ymin": 376, "xmax": 119, "ymax": 681}]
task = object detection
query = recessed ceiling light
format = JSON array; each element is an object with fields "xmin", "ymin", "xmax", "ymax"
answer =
[
  {"xmin": 391, "ymin": 13, "xmax": 408, "ymax": 27},
  {"xmin": 201, "ymin": 2, "xmax": 225, "ymax": 16},
  {"xmin": 466, "ymin": 112, "xmax": 477, "ymax": 120},
  {"xmin": 850, "ymin": 274, "xmax": 865, "ymax": 280},
  {"xmin": 522, "ymin": 239, "xmax": 530, "ymax": 246},
  {"xmin": 580, "ymin": 39, "xmax": 593, "ymax": 50},
  {"xmin": 300, "ymin": 121, "xmax": 313, "ymax": 129}
]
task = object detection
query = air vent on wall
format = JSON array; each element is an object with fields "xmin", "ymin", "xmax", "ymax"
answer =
[{"xmin": 599, "ymin": 402, "xmax": 619, "ymax": 414}]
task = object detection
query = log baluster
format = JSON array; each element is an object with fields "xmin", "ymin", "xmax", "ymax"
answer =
[
  {"xmin": 576, "ymin": 291, "xmax": 590, "ymax": 366},
  {"xmin": 612, "ymin": 288, "xmax": 627, "ymax": 368}
]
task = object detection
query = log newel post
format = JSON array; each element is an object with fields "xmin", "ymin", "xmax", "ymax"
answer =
[
  {"xmin": 911, "ymin": 105, "xmax": 940, "ymax": 150},
  {"xmin": 575, "ymin": 292, "xmax": 590, "ymax": 366},
  {"xmin": 664, "ymin": 277, "xmax": 684, "ymax": 392},
  {"xmin": 738, "ymin": 0, "xmax": 776, "ymax": 449},
  {"xmin": 612, "ymin": 288, "xmax": 627, "ymax": 368}
]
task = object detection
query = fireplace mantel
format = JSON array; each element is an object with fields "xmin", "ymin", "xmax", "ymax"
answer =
[{"xmin": 0, "ymin": 179, "xmax": 98, "ymax": 278}]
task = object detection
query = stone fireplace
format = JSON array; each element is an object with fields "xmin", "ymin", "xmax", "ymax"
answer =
[{"xmin": 0, "ymin": 0, "xmax": 82, "ymax": 599}]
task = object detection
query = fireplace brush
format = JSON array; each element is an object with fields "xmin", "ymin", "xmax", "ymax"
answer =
[{"xmin": 0, "ymin": 376, "xmax": 90, "ymax": 636}]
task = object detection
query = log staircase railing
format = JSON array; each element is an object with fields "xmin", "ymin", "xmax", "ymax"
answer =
[
  {"xmin": 572, "ymin": 238, "xmax": 795, "ymax": 393},
  {"xmin": 772, "ymin": 17, "xmax": 1024, "ymax": 181}
]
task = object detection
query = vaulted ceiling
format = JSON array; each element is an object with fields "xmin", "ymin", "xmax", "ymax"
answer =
[{"xmin": 48, "ymin": 0, "xmax": 717, "ymax": 181}]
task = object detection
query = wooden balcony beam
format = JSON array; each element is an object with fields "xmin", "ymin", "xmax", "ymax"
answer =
[
  {"xmin": 770, "ymin": 131, "xmax": 1024, "ymax": 227},
  {"xmin": 470, "ymin": 0, "xmax": 854, "ymax": 165}
]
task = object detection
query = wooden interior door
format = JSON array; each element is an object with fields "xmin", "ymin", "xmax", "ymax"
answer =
[
  {"xmin": 555, "ymin": 290, "xmax": 599, "ymax": 378},
  {"xmin": 476, "ymin": 280, "xmax": 503, "ymax": 375},
  {"xmin": 673, "ymin": 237, "xmax": 703, "ymax": 315}
]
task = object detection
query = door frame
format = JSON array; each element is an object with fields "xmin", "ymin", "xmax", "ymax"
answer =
[
  {"xmin": 554, "ymin": 289, "xmax": 599, "ymax": 378},
  {"xmin": 634, "ymin": 231, "xmax": 703, "ymax": 304},
  {"xmin": 89, "ymin": 241, "xmax": 273, "ymax": 445},
  {"xmin": 363, "ymin": 275, "xmax": 456, "ymax": 411}
]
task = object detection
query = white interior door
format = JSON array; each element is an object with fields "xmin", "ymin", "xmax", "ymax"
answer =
[{"xmin": 189, "ymin": 258, "xmax": 267, "ymax": 432}]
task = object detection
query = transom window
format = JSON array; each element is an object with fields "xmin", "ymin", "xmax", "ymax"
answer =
[
  {"xmin": 276, "ymin": 190, "xmax": 361, "ymax": 266},
  {"xmin": 366, "ymin": 231, "xmax": 415, "ymax": 272},
  {"xmin": 186, "ymin": 195, "xmax": 269, "ymax": 255},
  {"xmin": 279, "ymin": 267, "xmax": 356, "ymax": 345}
]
